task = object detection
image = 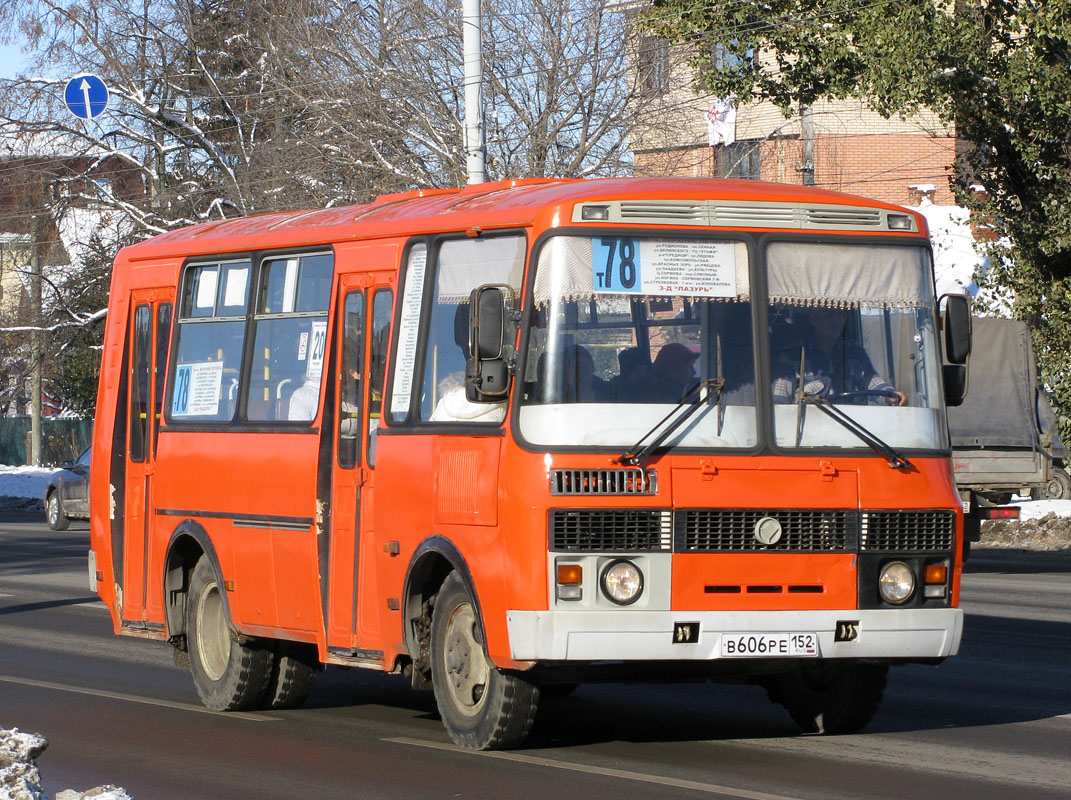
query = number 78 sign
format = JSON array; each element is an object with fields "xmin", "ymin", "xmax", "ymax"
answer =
[{"xmin": 591, "ymin": 237, "xmax": 738, "ymax": 298}]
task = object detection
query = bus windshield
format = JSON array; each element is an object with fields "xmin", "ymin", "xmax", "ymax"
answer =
[{"xmin": 517, "ymin": 235, "xmax": 946, "ymax": 453}]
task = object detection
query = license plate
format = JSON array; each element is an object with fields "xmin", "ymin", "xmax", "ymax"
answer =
[{"xmin": 720, "ymin": 632, "xmax": 818, "ymax": 658}]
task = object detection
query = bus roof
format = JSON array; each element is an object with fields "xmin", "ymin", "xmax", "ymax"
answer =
[{"xmin": 119, "ymin": 176, "xmax": 927, "ymax": 262}]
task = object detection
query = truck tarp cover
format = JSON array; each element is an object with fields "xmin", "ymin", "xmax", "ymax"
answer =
[{"xmin": 947, "ymin": 317, "xmax": 1039, "ymax": 448}]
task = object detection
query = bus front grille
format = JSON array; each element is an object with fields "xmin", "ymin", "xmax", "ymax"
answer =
[
  {"xmin": 549, "ymin": 509, "xmax": 672, "ymax": 552},
  {"xmin": 674, "ymin": 509, "xmax": 858, "ymax": 552},
  {"xmin": 550, "ymin": 468, "xmax": 657, "ymax": 495},
  {"xmin": 860, "ymin": 510, "xmax": 956, "ymax": 552}
]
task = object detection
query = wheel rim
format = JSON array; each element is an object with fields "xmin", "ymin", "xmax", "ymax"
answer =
[
  {"xmin": 442, "ymin": 601, "xmax": 490, "ymax": 717},
  {"xmin": 1046, "ymin": 478, "xmax": 1062, "ymax": 498},
  {"xmin": 46, "ymin": 495, "xmax": 58, "ymax": 525},
  {"xmin": 195, "ymin": 580, "xmax": 230, "ymax": 681}
]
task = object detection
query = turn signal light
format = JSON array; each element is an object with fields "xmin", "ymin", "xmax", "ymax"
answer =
[
  {"xmin": 556, "ymin": 563, "xmax": 583, "ymax": 601},
  {"xmin": 923, "ymin": 564, "xmax": 948, "ymax": 585},
  {"xmin": 557, "ymin": 564, "xmax": 582, "ymax": 584}
]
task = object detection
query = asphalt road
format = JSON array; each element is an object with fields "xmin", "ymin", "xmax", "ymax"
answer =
[{"xmin": 2, "ymin": 514, "xmax": 1069, "ymax": 800}]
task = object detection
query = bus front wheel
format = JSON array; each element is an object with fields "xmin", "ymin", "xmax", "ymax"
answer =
[
  {"xmin": 187, "ymin": 558, "xmax": 272, "ymax": 711},
  {"xmin": 766, "ymin": 661, "xmax": 888, "ymax": 735},
  {"xmin": 430, "ymin": 571, "xmax": 538, "ymax": 750}
]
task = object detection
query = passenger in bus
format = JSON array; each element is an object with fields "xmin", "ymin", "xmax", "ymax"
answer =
[
  {"xmin": 287, "ymin": 373, "xmax": 322, "ymax": 420},
  {"xmin": 771, "ymin": 306, "xmax": 907, "ymax": 405},
  {"xmin": 643, "ymin": 342, "xmax": 699, "ymax": 403},
  {"xmin": 607, "ymin": 346, "xmax": 651, "ymax": 402},
  {"xmin": 536, "ymin": 345, "xmax": 607, "ymax": 403},
  {"xmin": 430, "ymin": 372, "xmax": 506, "ymax": 423}
]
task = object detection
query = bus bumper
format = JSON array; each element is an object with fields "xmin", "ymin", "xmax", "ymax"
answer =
[{"xmin": 505, "ymin": 607, "xmax": 963, "ymax": 662}]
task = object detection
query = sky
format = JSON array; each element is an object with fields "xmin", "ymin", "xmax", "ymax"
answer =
[{"xmin": 0, "ymin": 41, "xmax": 29, "ymax": 80}]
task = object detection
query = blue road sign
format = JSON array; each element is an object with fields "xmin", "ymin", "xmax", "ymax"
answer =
[{"xmin": 63, "ymin": 74, "xmax": 109, "ymax": 119}]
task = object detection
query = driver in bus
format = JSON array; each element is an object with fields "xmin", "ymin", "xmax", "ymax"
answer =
[{"xmin": 771, "ymin": 306, "xmax": 907, "ymax": 406}]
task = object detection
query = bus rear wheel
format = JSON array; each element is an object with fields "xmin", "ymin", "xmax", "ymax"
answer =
[
  {"xmin": 430, "ymin": 571, "xmax": 538, "ymax": 750},
  {"xmin": 187, "ymin": 558, "xmax": 272, "ymax": 711},
  {"xmin": 766, "ymin": 661, "xmax": 888, "ymax": 735},
  {"xmin": 264, "ymin": 641, "xmax": 318, "ymax": 709}
]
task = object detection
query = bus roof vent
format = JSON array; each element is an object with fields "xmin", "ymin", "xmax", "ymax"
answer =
[
  {"xmin": 806, "ymin": 207, "xmax": 883, "ymax": 228},
  {"xmin": 710, "ymin": 203, "xmax": 799, "ymax": 227},
  {"xmin": 617, "ymin": 201, "xmax": 706, "ymax": 224},
  {"xmin": 550, "ymin": 468, "xmax": 658, "ymax": 496}
]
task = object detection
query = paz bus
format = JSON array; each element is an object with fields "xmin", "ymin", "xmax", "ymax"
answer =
[{"xmin": 88, "ymin": 177, "xmax": 971, "ymax": 749}]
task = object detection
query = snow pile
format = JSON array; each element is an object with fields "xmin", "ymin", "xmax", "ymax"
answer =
[
  {"xmin": 0, "ymin": 728, "xmax": 130, "ymax": 800},
  {"xmin": 0, "ymin": 466, "xmax": 58, "ymax": 512},
  {"xmin": 0, "ymin": 727, "xmax": 47, "ymax": 800},
  {"xmin": 0, "ymin": 466, "xmax": 57, "ymax": 500}
]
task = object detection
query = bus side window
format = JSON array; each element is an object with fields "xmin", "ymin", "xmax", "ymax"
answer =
[
  {"xmin": 367, "ymin": 288, "xmax": 393, "ymax": 466},
  {"xmin": 337, "ymin": 292, "xmax": 364, "ymax": 469},
  {"xmin": 169, "ymin": 261, "xmax": 249, "ymax": 424},
  {"xmin": 129, "ymin": 304, "xmax": 151, "ymax": 461},
  {"xmin": 418, "ymin": 235, "xmax": 525, "ymax": 422},
  {"xmin": 246, "ymin": 253, "xmax": 333, "ymax": 423}
]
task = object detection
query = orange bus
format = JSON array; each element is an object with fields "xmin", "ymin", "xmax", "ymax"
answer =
[{"xmin": 88, "ymin": 177, "xmax": 971, "ymax": 749}]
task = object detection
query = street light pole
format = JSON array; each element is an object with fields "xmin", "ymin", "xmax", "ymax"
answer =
[
  {"xmin": 29, "ymin": 214, "xmax": 42, "ymax": 466},
  {"xmin": 462, "ymin": 0, "xmax": 486, "ymax": 184}
]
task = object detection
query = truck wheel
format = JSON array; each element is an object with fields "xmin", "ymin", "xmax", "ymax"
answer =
[
  {"xmin": 1045, "ymin": 468, "xmax": 1071, "ymax": 500},
  {"xmin": 187, "ymin": 558, "xmax": 271, "ymax": 711},
  {"xmin": 264, "ymin": 641, "xmax": 318, "ymax": 709},
  {"xmin": 46, "ymin": 491, "xmax": 69, "ymax": 531},
  {"xmin": 766, "ymin": 661, "xmax": 888, "ymax": 734},
  {"xmin": 430, "ymin": 571, "xmax": 539, "ymax": 750}
]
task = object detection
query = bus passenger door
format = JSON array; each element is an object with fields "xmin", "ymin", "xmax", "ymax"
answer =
[
  {"xmin": 327, "ymin": 277, "xmax": 393, "ymax": 652},
  {"xmin": 121, "ymin": 291, "xmax": 173, "ymax": 625}
]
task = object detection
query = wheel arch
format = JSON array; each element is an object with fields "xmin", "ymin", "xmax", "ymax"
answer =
[
  {"xmin": 402, "ymin": 535, "xmax": 482, "ymax": 686},
  {"xmin": 163, "ymin": 520, "xmax": 227, "ymax": 648}
]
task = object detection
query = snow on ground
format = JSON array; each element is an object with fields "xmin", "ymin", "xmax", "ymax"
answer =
[
  {"xmin": 1010, "ymin": 496, "xmax": 1071, "ymax": 520},
  {"xmin": 0, "ymin": 466, "xmax": 58, "ymax": 501}
]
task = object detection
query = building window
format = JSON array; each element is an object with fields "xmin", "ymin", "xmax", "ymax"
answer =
[
  {"xmin": 715, "ymin": 139, "xmax": 762, "ymax": 180},
  {"xmin": 637, "ymin": 36, "xmax": 669, "ymax": 97}
]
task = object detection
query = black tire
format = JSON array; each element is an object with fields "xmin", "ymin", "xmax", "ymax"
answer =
[
  {"xmin": 264, "ymin": 641, "xmax": 318, "ymax": 709},
  {"xmin": 187, "ymin": 558, "xmax": 272, "ymax": 711},
  {"xmin": 766, "ymin": 661, "xmax": 888, "ymax": 735},
  {"xmin": 46, "ymin": 491, "xmax": 69, "ymax": 531},
  {"xmin": 1040, "ymin": 467, "xmax": 1071, "ymax": 500},
  {"xmin": 430, "ymin": 571, "xmax": 539, "ymax": 750}
]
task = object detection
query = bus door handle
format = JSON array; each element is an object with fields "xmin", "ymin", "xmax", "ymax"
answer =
[{"xmin": 355, "ymin": 467, "xmax": 370, "ymax": 487}]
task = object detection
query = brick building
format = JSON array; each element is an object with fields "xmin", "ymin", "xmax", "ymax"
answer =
[{"xmin": 628, "ymin": 36, "xmax": 960, "ymax": 208}]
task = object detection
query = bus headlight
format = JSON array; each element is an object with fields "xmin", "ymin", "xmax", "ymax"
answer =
[
  {"xmin": 878, "ymin": 561, "xmax": 916, "ymax": 604},
  {"xmin": 601, "ymin": 559, "xmax": 643, "ymax": 605}
]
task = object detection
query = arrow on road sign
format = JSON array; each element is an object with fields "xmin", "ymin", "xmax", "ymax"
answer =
[{"xmin": 63, "ymin": 74, "xmax": 109, "ymax": 120}]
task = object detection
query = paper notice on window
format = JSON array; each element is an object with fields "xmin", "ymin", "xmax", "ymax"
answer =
[
  {"xmin": 391, "ymin": 246, "xmax": 428, "ymax": 416},
  {"xmin": 223, "ymin": 266, "xmax": 248, "ymax": 308},
  {"xmin": 172, "ymin": 361, "xmax": 224, "ymax": 416},
  {"xmin": 592, "ymin": 238, "xmax": 737, "ymax": 297},
  {"xmin": 305, "ymin": 320, "xmax": 328, "ymax": 380}
]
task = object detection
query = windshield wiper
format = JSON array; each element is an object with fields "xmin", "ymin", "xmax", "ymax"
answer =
[
  {"xmin": 616, "ymin": 378, "xmax": 725, "ymax": 466},
  {"xmin": 797, "ymin": 390, "xmax": 913, "ymax": 470}
]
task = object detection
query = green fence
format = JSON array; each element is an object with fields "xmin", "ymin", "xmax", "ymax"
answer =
[{"xmin": 0, "ymin": 417, "xmax": 94, "ymax": 466}]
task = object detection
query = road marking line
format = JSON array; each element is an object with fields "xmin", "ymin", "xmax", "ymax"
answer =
[
  {"xmin": 0, "ymin": 675, "xmax": 278, "ymax": 722},
  {"xmin": 387, "ymin": 736, "xmax": 797, "ymax": 799}
]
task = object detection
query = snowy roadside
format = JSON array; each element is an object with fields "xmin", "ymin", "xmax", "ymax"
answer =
[
  {"xmin": 0, "ymin": 727, "xmax": 129, "ymax": 800},
  {"xmin": 0, "ymin": 466, "xmax": 59, "ymax": 513}
]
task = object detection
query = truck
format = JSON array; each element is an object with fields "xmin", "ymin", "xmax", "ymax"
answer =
[{"xmin": 946, "ymin": 316, "xmax": 1068, "ymax": 551}]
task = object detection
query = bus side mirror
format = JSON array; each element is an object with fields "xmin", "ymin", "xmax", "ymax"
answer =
[
  {"xmin": 466, "ymin": 285, "xmax": 513, "ymax": 402},
  {"xmin": 943, "ymin": 364, "xmax": 967, "ymax": 407},
  {"xmin": 941, "ymin": 294, "xmax": 971, "ymax": 365}
]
